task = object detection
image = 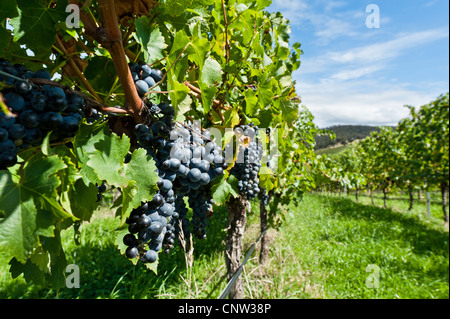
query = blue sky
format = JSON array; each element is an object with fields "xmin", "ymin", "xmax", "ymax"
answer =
[{"xmin": 268, "ymin": 0, "xmax": 449, "ymax": 128}]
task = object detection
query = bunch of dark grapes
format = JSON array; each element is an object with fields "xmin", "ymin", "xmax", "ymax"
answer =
[
  {"xmin": 123, "ymin": 196, "xmax": 169, "ymax": 264},
  {"xmin": 123, "ymin": 115, "xmax": 227, "ymax": 262},
  {"xmin": 187, "ymin": 188, "xmax": 215, "ymax": 239},
  {"xmin": 129, "ymin": 62, "xmax": 164, "ymax": 98},
  {"xmin": 230, "ymin": 124, "xmax": 263, "ymax": 200},
  {"xmin": 1, "ymin": 60, "xmax": 84, "ymax": 170},
  {"xmin": 122, "ymin": 105, "xmax": 177, "ymax": 263},
  {"xmin": 170, "ymin": 123, "xmax": 226, "ymax": 239}
]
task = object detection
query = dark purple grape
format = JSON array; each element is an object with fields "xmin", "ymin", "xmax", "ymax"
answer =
[
  {"xmin": 142, "ymin": 250, "xmax": 158, "ymax": 263},
  {"xmin": 123, "ymin": 234, "xmax": 138, "ymax": 246},
  {"xmin": 4, "ymin": 92, "xmax": 25, "ymax": 112},
  {"xmin": 125, "ymin": 246, "xmax": 139, "ymax": 259},
  {"xmin": 14, "ymin": 80, "xmax": 32, "ymax": 94},
  {"xmin": 19, "ymin": 110, "xmax": 40, "ymax": 128},
  {"xmin": 150, "ymin": 69, "xmax": 163, "ymax": 82},
  {"xmin": 135, "ymin": 80, "xmax": 149, "ymax": 97},
  {"xmin": 40, "ymin": 112, "xmax": 63, "ymax": 130},
  {"xmin": 140, "ymin": 64, "xmax": 152, "ymax": 78},
  {"xmin": 0, "ymin": 128, "xmax": 8, "ymax": 142},
  {"xmin": 8, "ymin": 124, "xmax": 26, "ymax": 140}
]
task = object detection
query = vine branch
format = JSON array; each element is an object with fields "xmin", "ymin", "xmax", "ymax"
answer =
[
  {"xmin": 54, "ymin": 35, "xmax": 102, "ymax": 102},
  {"xmin": 97, "ymin": 0, "xmax": 143, "ymax": 123}
]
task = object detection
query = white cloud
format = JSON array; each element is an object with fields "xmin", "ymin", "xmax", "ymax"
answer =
[
  {"xmin": 299, "ymin": 27, "xmax": 449, "ymax": 75},
  {"xmin": 296, "ymin": 78, "xmax": 447, "ymax": 128},
  {"xmin": 330, "ymin": 65, "xmax": 385, "ymax": 81}
]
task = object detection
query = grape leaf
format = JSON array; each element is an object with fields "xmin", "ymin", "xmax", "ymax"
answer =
[
  {"xmin": 87, "ymin": 134, "xmax": 159, "ymax": 223},
  {"xmin": 199, "ymin": 82, "xmax": 217, "ymax": 114},
  {"xmin": 168, "ymin": 80, "xmax": 191, "ymax": 114},
  {"xmin": 280, "ymin": 99, "xmax": 299, "ymax": 124},
  {"xmin": 244, "ymin": 89, "xmax": 258, "ymax": 117},
  {"xmin": 9, "ymin": 257, "xmax": 47, "ymax": 286},
  {"xmin": 134, "ymin": 17, "xmax": 167, "ymax": 65},
  {"xmin": 0, "ymin": 0, "xmax": 18, "ymax": 21},
  {"xmin": 83, "ymin": 56, "xmax": 118, "ymax": 93},
  {"xmin": 9, "ymin": 0, "xmax": 68, "ymax": 53},
  {"xmin": 87, "ymin": 132, "xmax": 131, "ymax": 186},
  {"xmin": 0, "ymin": 154, "xmax": 69, "ymax": 263},
  {"xmin": 0, "ymin": 26, "xmax": 9, "ymax": 52},
  {"xmin": 164, "ymin": 0, "xmax": 194, "ymax": 16},
  {"xmin": 167, "ymin": 30, "xmax": 191, "ymax": 83},
  {"xmin": 212, "ymin": 174, "xmax": 239, "ymax": 205},
  {"xmin": 73, "ymin": 121, "xmax": 110, "ymax": 185},
  {"xmin": 69, "ymin": 179, "xmax": 98, "ymax": 222},
  {"xmin": 200, "ymin": 57, "xmax": 222, "ymax": 86}
]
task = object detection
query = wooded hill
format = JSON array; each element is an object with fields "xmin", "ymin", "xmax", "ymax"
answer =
[{"xmin": 315, "ymin": 125, "xmax": 382, "ymax": 150}]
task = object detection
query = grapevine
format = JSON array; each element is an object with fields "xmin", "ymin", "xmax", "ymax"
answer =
[{"xmin": 0, "ymin": 0, "xmax": 311, "ymax": 298}]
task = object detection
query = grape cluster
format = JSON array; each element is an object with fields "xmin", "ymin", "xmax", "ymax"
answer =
[
  {"xmin": 230, "ymin": 124, "xmax": 262, "ymax": 200},
  {"xmin": 123, "ymin": 106, "xmax": 227, "ymax": 262},
  {"xmin": 188, "ymin": 188, "xmax": 214, "ymax": 239},
  {"xmin": 123, "ymin": 197, "xmax": 169, "ymax": 264},
  {"xmin": 170, "ymin": 123, "xmax": 226, "ymax": 239},
  {"xmin": 1, "ymin": 60, "xmax": 84, "ymax": 170},
  {"xmin": 129, "ymin": 62, "xmax": 164, "ymax": 98}
]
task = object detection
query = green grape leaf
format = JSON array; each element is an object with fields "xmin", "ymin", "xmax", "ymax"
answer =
[
  {"xmin": 87, "ymin": 134, "xmax": 159, "ymax": 224},
  {"xmin": 199, "ymin": 82, "xmax": 218, "ymax": 114},
  {"xmin": 169, "ymin": 80, "xmax": 191, "ymax": 115},
  {"xmin": 164, "ymin": 0, "xmax": 194, "ymax": 16},
  {"xmin": 244, "ymin": 89, "xmax": 258, "ymax": 117},
  {"xmin": 167, "ymin": 30, "xmax": 191, "ymax": 84},
  {"xmin": 200, "ymin": 57, "xmax": 222, "ymax": 86},
  {"xmin": 9, "ymin": 257, "xmax": 47, "ymax": 286},
  {"xmin": 0, "ymin": 154, "xmax": 69, "ymax": 263},
  {"xmin": 187, "ymin": 36, "xmax": 210, "ymax": 72},
  {"xmin": 134, "ymin": 17, "xmax": 167, "ymax": 65},
  {"xmin": 69, "ymin": 179, "xmax": 98, "ymax": 222},
  {"xmin": 212, "ymin": 174, "xmax": 239, "ymax": 205},
  {"xmin": 9, "ymin": 0, "xmax": 68, "ymax": 53},
  {"xmin": 280, "ymin": 99, "xmax": 299, "ymax": 124},
  {"xmin": 0, "ymin": 25, "xmax": 10, "ymax": 52},
  {"xmin": 0, "ymin": 0, "xmax": 18, "ymax": 21},
  {"xmin": 87, "ymin": 132, "xmax": 131, "ymax": 186},
  {"xmin": 73, "ymin": 121, "xmax": 110, "ymax": 185},
  {"xmin": 83, "ymin": 56, "xmax": 118, "ymax": 93}
]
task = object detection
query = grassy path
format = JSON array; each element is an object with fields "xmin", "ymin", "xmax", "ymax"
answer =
[
  {"xmin": 1, "ymin": 193, "xmax": 448, "ymax": 299},
  {"xmin": 262, "ymin": 194, "xmax": 449, "ymax": 298}
]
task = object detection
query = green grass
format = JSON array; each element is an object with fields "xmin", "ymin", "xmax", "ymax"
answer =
[
  {"xmin": 272, "ymin": 194, "xmax": 449, "ymax": 298},
  {"xmin": 0, "ymin": 193, "xmax": 448, "ymax": 299}
]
